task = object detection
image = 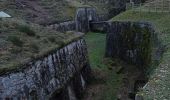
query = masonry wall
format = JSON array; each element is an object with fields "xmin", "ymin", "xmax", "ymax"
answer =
[
  {"xmin": 47, "ymin": 21, "xmax": 76, "ymax": 33},
  {"xmin": 46, "ymin": 5, "xmax": 126, "ymax": 33},
  {"xmin": 75, "ymin": 7, "xmax": 99, "ymax": 33},
  {"xmin": 0, "ymin": 38, "xmax": 91, "ymax": 100},
  {"xmin": 105, "ymin": 21, "xmax": 154, "ymax": 68}
]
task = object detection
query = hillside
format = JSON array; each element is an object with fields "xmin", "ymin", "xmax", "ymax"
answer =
[
  {"xmin": 0, "ymin": 0, "xmax": 81, "ymax": 24},
  {"xmin": 0, "ymin": 0, "xmax": 120, "ymax": 25},
  {"xmin": 112, "ymin": 10, "xmax": 170, "ymax": 99}
]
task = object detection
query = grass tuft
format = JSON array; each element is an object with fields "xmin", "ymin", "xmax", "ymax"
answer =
[
  {"xmin": 7, "ymin": 36, "xmax": 23, "ymax": 47},
  {"xmin": 18, "ymin": 25, "xmax": 36, "ymax": 36},
  {"xmin": 29, "ymin": 42, "xmax": 39, "ymax": 53},
  {"xmin": 48, "ymin": 36, "xmax": 56, "ymax": 43}
]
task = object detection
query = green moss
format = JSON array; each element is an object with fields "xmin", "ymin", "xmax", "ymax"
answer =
[
  {"xmin": 140, "ymin": 27, "xmax": 152, "ymax": 67},
  {"xmin": 122, "ymin": 24, "xmax": 152, "ymax": 67}
]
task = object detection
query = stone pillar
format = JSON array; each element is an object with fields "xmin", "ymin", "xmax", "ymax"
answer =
[{"xmin": 75, "ymin": 7, "xmax": 99, "ymax": 33}]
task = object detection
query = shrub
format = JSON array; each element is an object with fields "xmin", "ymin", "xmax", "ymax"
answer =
[
  {"xmin": 10, "ymin": 47, "xmax": 22, "ymax": 54},
  {"xmin": 36, "ymin": 35, "xmax": 40, "ymax": 39},
  {"xmin": 18, "ymin": 25, "xmax": 36, "ymax": 36},
  {"xmin": 29, "ymin": 43, "xmax": 39, "ymax": 53},
  {"xmin": 42, "ymin": 38, "xmax": 49, "ymax": 43},
  {"xmin": 48, "ymin": 36, "xmax": 56, "ymax": 43},
  {"xmin": 7, "ymin": 36, "xmax": 23, "ymax": 47}
]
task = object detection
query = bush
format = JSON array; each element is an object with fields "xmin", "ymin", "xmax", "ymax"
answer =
[
  {"xmin": 48, "ymin": 36, "xmax": 56, "ymax": 43},
  {"xmin": 36, "ymin": 35, "xmax": 40, "ymax": 39},
  {"xmin": 29, "ymin": 43, "xmax": 39, "ymax": 53},
  {"xmin": 7, "ymin": 36, "xmax": 23, "ymax": 47},
  {"xmin": 10, "ymin": 47, "xmax": 22, "ymax": 54},
  {"xmin": 18, "ymin": 25, "xmax": 36, "ymax": 36}
]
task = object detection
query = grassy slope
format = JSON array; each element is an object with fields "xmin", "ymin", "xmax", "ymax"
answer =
[
  {"xmin": 0, "ymin": 0, "xmax": 112, "ymax": 24},
  {"xmin": 85, "ymin": 33, "xmax": 123, "ymax": 100},
  {"xmin": 112, "ymin": 10, "xmax": 170, "ymax": 99},
  {"xmin": 0, "ymin": 18, "xmax": 83, "ymax": 74},
  {"xmin": 0, "ymin": 0, "xmax": 79, "ymax": 24}
]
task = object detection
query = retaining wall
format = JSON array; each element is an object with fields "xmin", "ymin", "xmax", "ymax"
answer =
[{"xmin": 0, "ymin": 38, "xmax": 91, "ymax": 100}]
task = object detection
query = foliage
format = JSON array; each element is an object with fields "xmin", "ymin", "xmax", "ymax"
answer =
[
  {"xmin": 18, "ymin": 25, "xmax": 36, "ymax": 36},
  {"xmin": 7, "ymin": 36, "xmax": 23, "ymax": 47},
  {"xmin": 29, "ymin": 42, "xmax": 39, "ymax": 53},
  {"xmin": 48, "ymin": 36, "xmax": 56, "ymax": 43}
]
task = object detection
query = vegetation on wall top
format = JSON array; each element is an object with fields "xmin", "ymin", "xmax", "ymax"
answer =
[{"xmin": 0, "ymin": 18, "xmax": 83, "ymax": 75}]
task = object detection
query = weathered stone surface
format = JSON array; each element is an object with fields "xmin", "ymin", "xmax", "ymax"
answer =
[
  {"xmin": 75, "ymin": 7, "xmax": 99, "ymax": 33},
  {"xmin": 0, "ymin": 39, "xmax": 91, "ymax": 100},
  {"xmin": 105, "ymin": 21, "xmax": 153, "ymax": 68},
  {"xmin": 47, "ymin": 21, "xmax": 76, "ymax": 33},
  {"xmin": 99, "ymin": 21, "xmax": 163, "ymax": 100},
  {"xmin": 46, "ymin": 4, "xmax": 126, "ymax": 33},
  {"xmin": 91, "ymin": 21, "xmax": 162, "ymax": 68}
]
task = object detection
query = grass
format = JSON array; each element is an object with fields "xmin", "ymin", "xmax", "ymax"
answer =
[
  {"xmin": 85, "ymin": 32, "xmax": 106, "ymax": 69},
  {"xmin": 85, "ymin": 32, "xmax": 123, "ymax": 100},
  {"xmin": 112, "ymin": 10, "xmax": 170, "ymax": 99},
  {"xmin": 0, "ymin": 0, "xmax": 114, "ymax": 24},
  {"xmin": 7, "ymin": 36, "xmax": 23, "ymax": 47},
  {"xmin": 0, "ymin": 18, "xmax": 83, "ymax": 74},
  {"xmin": 17, "ymin": 25, "xmax": 36, "ymax": 36},
  {"xmin": 112, "ymin": 10, "xmax": 170, "ymax": 44}
]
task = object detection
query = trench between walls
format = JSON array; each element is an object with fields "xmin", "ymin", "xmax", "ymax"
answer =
[
  {"xmin": 47, "ymin": 21, "xmax": 163, "ymax": 100},
  {"xmin": 42, "ymin": 7, "xmax": 164, "ymax": 100}
]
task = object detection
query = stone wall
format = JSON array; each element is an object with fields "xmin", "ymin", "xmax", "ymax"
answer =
[
  {"xmin": 92, "ymin": 20, "xmax": 164, "ymax": 70},
  {"xmin": 105, "ymin": 21, "xmax": 153, "ymax": 68},
  {"xmin": 46, "ymin": 7, "xmax": 99, "ymax": 33},
  {"xmin": 0, "ymin": 38, "xmax": 91, "ymax": 100},
  {"xmin": 75, "ymin": 7, "xmax": 99, "ymax": 33},
  {"xmin": 47, "ymin": 21, "xmax": 76, "ymax": 33},
  {"xmin": 91, "ymin": 20, "xmax": 164, "ymax": 99},
  {"xmin": 46, "ymin": 5, "xmax": 126, "ymax": 33}
]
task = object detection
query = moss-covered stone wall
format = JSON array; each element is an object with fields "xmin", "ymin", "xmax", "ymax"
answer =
[
  {"xmin": 105, "ymin": 21, "xmax": 155, "ymax": 70},
  {"xmin": 0, "ymin": 38, "xmax": 91, "ymax": 100}
]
